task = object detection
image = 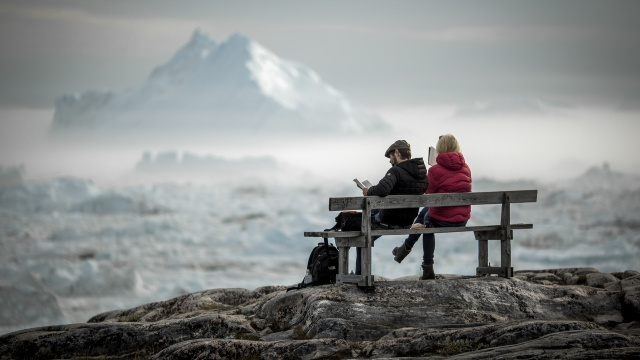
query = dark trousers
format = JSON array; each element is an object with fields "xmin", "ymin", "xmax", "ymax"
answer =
[{"xmin": 404, "ymin": 207, "xmax": 467, "ymax": 265}]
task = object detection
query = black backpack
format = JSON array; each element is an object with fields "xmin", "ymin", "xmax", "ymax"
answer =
[{"xmin": 287, "ymin": 240, "xmax": 339, "ymax": 291}]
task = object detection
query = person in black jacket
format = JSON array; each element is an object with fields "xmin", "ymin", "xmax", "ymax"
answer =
[{"xmin": 356, "ymin": 140, "xmax": 428, "ymax": 274}]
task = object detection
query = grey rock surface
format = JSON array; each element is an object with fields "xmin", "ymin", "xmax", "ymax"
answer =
[{"xmin": 1, "ymin": 269, "xmax": 639, "ymax": 359}]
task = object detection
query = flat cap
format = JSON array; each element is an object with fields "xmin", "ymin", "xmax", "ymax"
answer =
[{"xmin": 384, "ymin": 140, "xmax": 410, "ymax": 158}]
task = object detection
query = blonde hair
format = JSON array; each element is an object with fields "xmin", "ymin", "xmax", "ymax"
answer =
[{"xmin": 436, "ymin": 134, "xmax": 461, "ymax": 154}]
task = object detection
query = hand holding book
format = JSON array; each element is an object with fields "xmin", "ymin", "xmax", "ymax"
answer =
[{"xmin": 353, "ymin": 178, "xmax": 373, "ymax": 190}]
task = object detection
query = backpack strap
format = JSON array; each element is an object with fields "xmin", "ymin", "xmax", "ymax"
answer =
[
  {"xmin": 286, "ymin": 279, "xmax": 306, "ymax": 292},
  {"xmin": 325, "ymin": 223, "xmax": 340, "ymax": 232}
]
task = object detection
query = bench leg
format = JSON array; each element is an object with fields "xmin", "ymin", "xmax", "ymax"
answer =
[
  {"xmin": 501, "ymin": 238, "xmax": 512, "ymax": 277},
  {"xmin": 361, "ymin": 245, "xmax": 372, "ymax": 277},
  {"xmin": 353, "ymin": 245, "xmax": 374, "ymax": 287},
  {"xmin": 335, "ymin": 236, "xmax": 364, "ymax": 276},
  {"xmin": 338, "ymin": 246, "xmax": 349, "ymax": 275},
  {"xmin": 499, "ymin": 193, "xmax": 514, "ymax": 278},
  {"xmin": 335, "ymin": 236, "xmax": 373, "ymax": 286},
  {"xmin": 477, "ymin": 236, "xmax": 489, "ymax": 269},
  {"xmin": 475, "ymin": 231, "xmax": 489, "ymax": 276},
  {"xmin": 475, "ymin": 230, "xmax": 513, "ymax": 278}
]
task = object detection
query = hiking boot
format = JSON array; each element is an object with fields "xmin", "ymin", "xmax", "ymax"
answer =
[
  {"xmin": 420, "ymin": 264, "xmax": 435, "ymax": 280},
  {"xmin": 392, "ymin": 244, "xmax": 411, "ymax": 263}
]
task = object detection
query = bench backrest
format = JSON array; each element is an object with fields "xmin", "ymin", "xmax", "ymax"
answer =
[{"xmin": 329, "ymin": 190, "xmax": 538, "ymax": 211}]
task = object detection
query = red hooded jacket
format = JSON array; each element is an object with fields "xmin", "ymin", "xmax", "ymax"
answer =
[{"xmin": 426, "ymin": 152, "xmax": 472, "ymax": 222}]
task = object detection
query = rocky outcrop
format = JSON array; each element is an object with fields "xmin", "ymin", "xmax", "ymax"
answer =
[{"xmin": 1, "ymin": 269, "xmax": 639, "ymax": 359}]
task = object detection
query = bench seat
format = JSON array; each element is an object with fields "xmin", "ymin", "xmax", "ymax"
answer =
[{"xmin": 304, "ymin": 223, "xmax": 533, "ymax": 238}]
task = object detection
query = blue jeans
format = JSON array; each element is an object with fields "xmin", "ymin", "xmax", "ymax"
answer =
[
  {"xmin": 404, "ymin": 207, "xmax": 467, "ymax": 265},
  {"xmin": 355, "ymin": 209, "xmax": 408, "ymax": 275}
]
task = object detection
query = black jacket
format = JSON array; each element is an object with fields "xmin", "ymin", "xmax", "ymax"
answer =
[{"xmin": 367, "ymin": 157, "xmax": 429, "ymax": 226}]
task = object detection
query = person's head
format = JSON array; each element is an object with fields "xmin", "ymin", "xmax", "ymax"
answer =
[
  {"xmin": 385, "ymin": 140, "xmax": 411, "ymax": 165},
  {"xmin": 436, "ymin": 134, "xmax": 461, "ymax": 154}
]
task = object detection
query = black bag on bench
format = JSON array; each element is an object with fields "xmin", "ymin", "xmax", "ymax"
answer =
[{"xmin": 328, "ymin": 211, "xmax": 369, "ymax": 231}]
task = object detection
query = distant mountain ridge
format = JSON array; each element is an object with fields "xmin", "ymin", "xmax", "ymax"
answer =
[{"xmin": 51, "ymin": 30, "xmax": 387, "ymax": 139}]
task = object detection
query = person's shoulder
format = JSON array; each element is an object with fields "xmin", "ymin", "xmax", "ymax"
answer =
[
  {"xmin": 384, "ymin": 166, "xmax": 400, "ymax": 177},
  {"xmin": 402, "ymin": 157, "xmax": 424, "ymax": 166}
]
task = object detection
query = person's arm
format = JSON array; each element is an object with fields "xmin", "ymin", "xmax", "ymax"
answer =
[{"xmin": 366, "ymin": 168, "xmax": 398, "ymax": 197}]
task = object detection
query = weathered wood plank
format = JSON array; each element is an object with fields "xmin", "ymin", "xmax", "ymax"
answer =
[
  {"xmin": 329, "ymin": 190, "xmax": 537, "ymax": 211},
  {"xmin": 361, "ymin": 247, "xmax": 372, "ymax": 277},
  {"xmin": 500, "ymin": 193, "xmax": 512, "ymax": 274},
  {"xmin": 338, "ymin": 245, "xmax": 349, "ymax": 275},
  {"xmin": 478, "ymin": 240, "xmax": 489, "ymax": 268},
  {"xmin": 501, "ymin": 193, "xmax": 512, "ymax": 237},
  {"xmin": 361, "ymin": 198, "xmax": 373, "ymax": 277},
  {"xmin": 474, "ymin": 229, "xmax": 513, "ymax": 240},
  {"xmin": 304, "ymin": 224, "xmax": 533, "ymax": 238},
  {"xmin": 335, "ymin": 236, "xmax": 366, "ymax": 248},
  {"xmin": 304, "ymin": 231, "xmax": 361, "ymax": 238},
  {"xmin": 329, "ymin": 197, "xmax": 364, "ymax": 212},
  {"xmin": 369, "ymin": 224, "xmax": 532, "ymax": 237},
  {"xmin": 501, "ymin": 239, "xmax": 512, "ymax": 271},
  {"xmin": 363, "ymin": 198, "xmax": 372, "ymax": 247},
  {"xmin": 476, "ymin": 231, "xmax": 489, "ymax": 269}
]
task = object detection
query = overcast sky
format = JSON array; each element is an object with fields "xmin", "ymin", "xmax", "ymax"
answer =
[
  {"xmin": 1, "ymin": 0, "xmax": 639, "ymax": 110},
  {"xmin": 1, "ymin": 0, "xmax": 640, "ymax": 183}
]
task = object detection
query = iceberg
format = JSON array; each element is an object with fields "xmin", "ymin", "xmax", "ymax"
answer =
[{"xmin": 50, "ymin": 30, "xmax": 388, "ymax": 141}]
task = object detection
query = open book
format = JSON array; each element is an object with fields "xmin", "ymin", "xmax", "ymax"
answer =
[
  {"xmin": 427, "ymin": 146, "xmax": 437, "ymax": 166},
  {"xmin": 353, "ymin": 178, "xmax": 373, "ymax": 190}
]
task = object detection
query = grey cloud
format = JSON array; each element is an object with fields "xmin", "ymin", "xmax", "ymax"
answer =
[{"xmin": 0, "ymin": 0, "xmax": 639, "ymax": 109}]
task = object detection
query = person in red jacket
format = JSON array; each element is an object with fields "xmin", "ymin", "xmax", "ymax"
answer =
[{"xmin": 391, "ymin": 134, "xmax": 472, "ymax": 279}]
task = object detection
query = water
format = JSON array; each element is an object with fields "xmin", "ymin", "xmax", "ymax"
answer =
[{"xmin": 1, "ymin": 166, "xmax": 639, "ymax": 335}]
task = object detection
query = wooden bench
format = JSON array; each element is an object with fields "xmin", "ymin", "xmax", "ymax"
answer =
[{"xmin": 304, "ymin": 190, "xmax": 538, "ymax": 287}]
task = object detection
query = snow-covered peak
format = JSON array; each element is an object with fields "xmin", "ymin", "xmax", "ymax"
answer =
[
  {"xmin": 184, "ymin": 28, "xmax": 217, "ymax": 59},
  {"xmin": 189, "ymin": 28, "xmax": 216, "ymax": 49},
  {"xmin": 51, "ymin": 30, "xmax": 388, "ymax": 138},
  {"xmin": 226, "ymin": 32, "xmax": 253, "ymax": 49},
  {"xmin": 148, "ymin": 29, "xmax": 217, "ymax": 83},
  {"xmin": 222, "ymin": 32, "xmax": 349, "ymax": 112},
  {"xmin": 247, "ymin": 38, "xmax": 307, "ymax": 110}
]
